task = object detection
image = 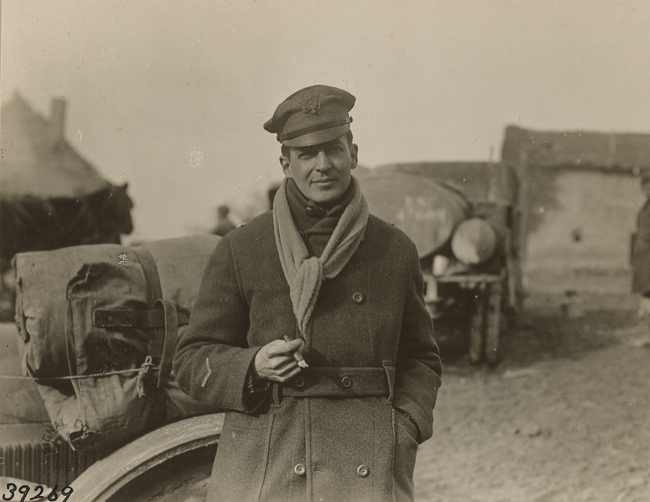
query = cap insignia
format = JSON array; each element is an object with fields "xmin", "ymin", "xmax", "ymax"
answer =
[{"xmin": 299, "ymin": 94, "xmax": 321, "ymax": 115}]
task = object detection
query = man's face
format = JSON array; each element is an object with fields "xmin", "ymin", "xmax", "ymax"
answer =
[{"xmin": 280, "ymin": 136, "xmax": 358, "ymax": 204}]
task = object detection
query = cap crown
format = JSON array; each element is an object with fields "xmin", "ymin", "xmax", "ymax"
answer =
[{"xmin": 264, "ymin": 85, "xmax": 355, "ymax": 147}]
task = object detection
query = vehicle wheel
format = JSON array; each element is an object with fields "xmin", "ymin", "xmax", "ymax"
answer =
[
  {"xmin": 70, "ymin": 414, "xmax": 223, "ymax": 502},
  {"xmin": 107, "ymin": 442, "xmax": 216, "ymax": 502}
]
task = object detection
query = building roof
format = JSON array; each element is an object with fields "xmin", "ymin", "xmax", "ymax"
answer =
[
  {"xmin": 501, "ymin": 125, "xmax": 650, "ymax": 174},
  {"xmin": 1, "ymin": 92, "xmax": 108, "ymax": 199}
]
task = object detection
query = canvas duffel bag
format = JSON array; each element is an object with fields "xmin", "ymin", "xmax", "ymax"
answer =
[{"xmin": 12, "ymin": 235, "xmax": 222, "ymax": 452}]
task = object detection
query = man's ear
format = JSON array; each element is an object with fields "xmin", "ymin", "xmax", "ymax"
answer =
[
  {"xmin": 350, "ymin": 143, "xmax": 359, "ymax": 170},
  {"xmin": 280, "ymin": 155, "xmax": 291, "ymax": 176}
]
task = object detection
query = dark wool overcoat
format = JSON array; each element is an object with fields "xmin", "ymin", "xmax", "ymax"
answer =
[{"xmin": 173, "ymin": 211, "xmax": 442, "ymax": 502}]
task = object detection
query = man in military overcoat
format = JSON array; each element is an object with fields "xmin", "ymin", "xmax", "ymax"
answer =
[{"xmin": 173, "ymin": 85, "xmax": 442, "ymax": 502}]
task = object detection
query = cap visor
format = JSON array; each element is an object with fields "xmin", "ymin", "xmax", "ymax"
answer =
[{"xmin": 281, "ymin": 124, "xmax": 350, "ymax": 148}]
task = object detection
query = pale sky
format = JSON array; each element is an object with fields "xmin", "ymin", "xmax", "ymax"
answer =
[{"xmin": 2, "ymin": 0, "xmax": 650, "ymax": 240}]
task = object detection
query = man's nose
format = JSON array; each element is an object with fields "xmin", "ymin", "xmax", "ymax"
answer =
[{"xmin": 315, "ymin": 151, "xmax": 332, "ymax": 171}]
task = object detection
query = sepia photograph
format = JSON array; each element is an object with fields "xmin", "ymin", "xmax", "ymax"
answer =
[{"xmin": 1, "ymin": 1, "xmax": 650, "ymax": 501}]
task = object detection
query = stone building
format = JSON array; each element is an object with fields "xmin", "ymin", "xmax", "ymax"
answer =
[{"xmin": 502, "ymin": 125, "xmax": 650, "ymax": 293}]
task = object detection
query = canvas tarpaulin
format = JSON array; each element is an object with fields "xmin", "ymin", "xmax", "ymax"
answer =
[
  {"xmin": 12, "ymin": 235, "xmax": 221, "ymax": 452},
  {"xmin": 356, "ymin": 170, "xmax": 472, "ymax": 257}
]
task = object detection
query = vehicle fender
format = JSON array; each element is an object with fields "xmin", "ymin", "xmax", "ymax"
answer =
[{"xmin": 70, "ymin": 413, "xmax": 223, "ymax": 502}]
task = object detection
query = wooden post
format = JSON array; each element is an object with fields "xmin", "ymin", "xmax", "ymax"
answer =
[
  {"xmin": 468, "ymin": 283, "xmax": 486, "ymax": 364},
  {"xmin": 485, "ymin": 275, "xmax": 504, "ymax": 365}
]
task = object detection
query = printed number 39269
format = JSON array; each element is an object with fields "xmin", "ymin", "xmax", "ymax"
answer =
[{"xmin": 2, "ymin": 484, "xmax": 73, "ymax": 502}]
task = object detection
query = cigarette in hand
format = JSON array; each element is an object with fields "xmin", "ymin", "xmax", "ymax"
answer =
[{"xmin": 283, "ymin": 335, "xmax": 309, "ymax": 368}]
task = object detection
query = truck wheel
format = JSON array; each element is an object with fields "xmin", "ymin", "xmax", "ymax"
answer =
[
  {"xmin": 70, "ymin": 414, "xmax": 223, "ymax": 502},
  {"xmin": 485, "ymin": 279, "xmax": 503, "ymax": 366}
]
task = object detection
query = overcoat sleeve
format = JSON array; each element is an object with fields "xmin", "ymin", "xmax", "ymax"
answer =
[
  {"xmin": 392, "ymin": 242, "xmax": 442, "ymax": 443},
  {"xmin": 173, "ymin": 237, "xmax": 264, "ymax": 412}
]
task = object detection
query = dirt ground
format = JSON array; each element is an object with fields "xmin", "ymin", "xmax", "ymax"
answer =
[
  {"xmin": 4, "ymin": 291, "xmax": 649, "ymax": 501},
  {"xmin": 414, "ymin": 292, "xmax": 650, "ymax": 502}
]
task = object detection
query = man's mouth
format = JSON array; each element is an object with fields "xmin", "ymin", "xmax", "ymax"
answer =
[{"xmin": 313, "ymin": 178, "xmax": 336, "ymax": 184}]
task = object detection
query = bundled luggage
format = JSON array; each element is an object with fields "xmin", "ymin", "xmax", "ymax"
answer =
[{"xmin": 12, "ymin": 235, "xmax": 221, "ymax": 453}]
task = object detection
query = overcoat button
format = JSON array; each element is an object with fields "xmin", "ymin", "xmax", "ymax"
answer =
[
  {"xmin": 305, "ymin": 207, "xmax": 315, "ymax": 217},
  {"xmin": 341, "ymin": 376, "xmax": 353, "ymax": 388},
  {"xmin": 294, "ymin": 463, "xmax": 306, "ymax": 476},
  {"xmin": 356, "ymin": 464, "xmax": 370, "ymax": 478},
  {"xmin": 294, "ymin": 375, "xmax": 306, "ymax": 388},
  {"xmin": 352, "ymin": 292, "xmax": 364, "ymax": 304}
]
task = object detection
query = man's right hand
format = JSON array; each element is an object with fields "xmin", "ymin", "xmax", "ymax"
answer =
[{"xmin": 253, "ymin": 338, "xmax": 304, "ymax": 382}]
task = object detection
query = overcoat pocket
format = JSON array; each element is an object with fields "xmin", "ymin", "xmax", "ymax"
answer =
[{"xmin": 392, "ymin": 409, "xmax": 419, "ymax": 502}]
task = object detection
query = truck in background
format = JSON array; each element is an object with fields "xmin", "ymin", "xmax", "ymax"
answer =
[{"xmin": 357, "ymin": 162, "xmax": 522, "ymax": 365}]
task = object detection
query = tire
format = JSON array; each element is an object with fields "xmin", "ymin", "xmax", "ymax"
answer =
[{"xmin": 70, "ymin": 414, "xmax": 223, "ymax": 502}]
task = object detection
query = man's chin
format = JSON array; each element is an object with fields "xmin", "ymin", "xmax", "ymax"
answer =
[{"xmin": 308, "ymin": 188, "xmax": 343, "ymax": 205}]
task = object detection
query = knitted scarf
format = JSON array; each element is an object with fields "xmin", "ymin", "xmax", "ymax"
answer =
[{"xmin": 273, "ymin": 176, "xmax": 369, "ymax": 337}]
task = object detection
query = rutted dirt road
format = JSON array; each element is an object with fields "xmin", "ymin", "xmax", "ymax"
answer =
[{"xmin": 414, "ymin": 293, "xmax": 650, "ymax": 502}]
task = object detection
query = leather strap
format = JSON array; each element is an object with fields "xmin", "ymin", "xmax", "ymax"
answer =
[
  {"xmin": 154, "ymin": 299, "xmax": 179, "ymax": 388},
  {"xmin": 132, "ymin": 246, "xmax": 162, "ymax": 306},
  {"xmin": 93, "ymin": 308, "xmax": 190, "ymax": 329},
  {"xmin": 126, "ymin": 246, "xmax": 178, "ymax": 388}
]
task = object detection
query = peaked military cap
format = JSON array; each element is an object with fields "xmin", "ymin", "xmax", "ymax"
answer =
[{"xmin": 264, "ymin": 85, "xmax": 355, "ymax": 147}]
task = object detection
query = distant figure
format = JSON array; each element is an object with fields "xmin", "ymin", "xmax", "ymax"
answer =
[
  {"xmin": 632, "ymin": 171, "xmax": 650, "ymax": 316},
  {"xmin": 211, "ymin": 205, "xmax": 236, "ymax": 236}
]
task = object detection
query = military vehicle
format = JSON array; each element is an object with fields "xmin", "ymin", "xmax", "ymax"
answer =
[{"xmin": 356, "ymin": 162, "xmax": 522, "ymax": 365}]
